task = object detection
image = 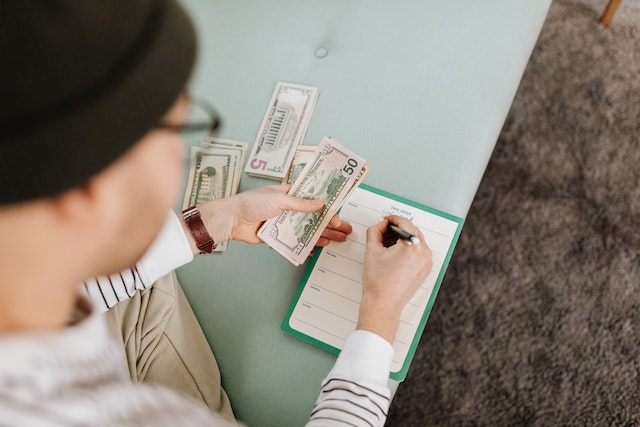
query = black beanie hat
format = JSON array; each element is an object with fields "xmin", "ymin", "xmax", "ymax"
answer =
[{"xmin": 0, "ymin": 0, "xmax": 197, "ymax": 204}]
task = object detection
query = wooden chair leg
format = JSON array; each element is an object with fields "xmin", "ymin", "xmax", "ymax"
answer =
[{"xmin": 600, "ymin": 0, "xmax": 622, "ymax": 27}]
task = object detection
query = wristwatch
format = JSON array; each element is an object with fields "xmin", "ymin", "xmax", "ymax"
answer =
[{"xmin": 181, "ymin": 206, "xmax": 217, "ymax": 254}]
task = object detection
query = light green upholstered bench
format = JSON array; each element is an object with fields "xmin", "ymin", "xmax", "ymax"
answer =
[{"xmin": 176, "ymin": 1, "xmax": 551, "ymax": 425}]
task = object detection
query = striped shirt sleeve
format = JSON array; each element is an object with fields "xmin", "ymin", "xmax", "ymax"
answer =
[
  {"xmin": 307, "ymin": 330, "xmax": 394, "ymax": 427},
  {"xmin": 80, "ymin": 210, "xmax": 194, "ymax": 313}
]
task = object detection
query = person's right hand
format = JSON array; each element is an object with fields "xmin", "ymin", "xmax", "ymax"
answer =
[{"xmin": 357, "ymin": 215, "xmax": 433, "ymax": 344}]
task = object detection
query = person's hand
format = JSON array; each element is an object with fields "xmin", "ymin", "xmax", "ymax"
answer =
[
  {"xmin": 357, "ymin": 215, "xmax": 433, "ymax": 343},
  {"xmin": 316, "ymin": 214, "xmax": 352, "ymax": 247},
  {"xmin": 188, "ymin": 185, "xmax": 352, "ymax": 253},
  {"xmin": 199, "ymin": 184, "xmax": 322, "ymax": 244}
]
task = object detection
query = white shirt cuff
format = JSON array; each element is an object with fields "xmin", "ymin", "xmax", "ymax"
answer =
[
  {"xmin": 329, "ymin": 330, "xmax": 394, "ymax": 387},
  {"xmin": 137, "ymin": 210, "xmax": 194, "ymax": 284}
]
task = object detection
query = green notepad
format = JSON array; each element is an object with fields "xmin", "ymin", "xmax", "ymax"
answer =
[{"xmin": 282, "ymin": 184, "xmax": 463, "ymax": 381}]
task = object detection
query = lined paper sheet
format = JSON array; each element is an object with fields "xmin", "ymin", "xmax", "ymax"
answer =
[{"xmin": 282, "ymin": 184, "xmax": 463, "ymax": 380}]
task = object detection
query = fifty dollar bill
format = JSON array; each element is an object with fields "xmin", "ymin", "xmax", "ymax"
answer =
[{"xmin": 258, "ymin": 137, "xmax": 369, "ymax": 265}]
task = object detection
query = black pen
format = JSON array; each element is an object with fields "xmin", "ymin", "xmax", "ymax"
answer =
[{"xmin": 387, "ymin": 224, "xmax": 420, "ymax": 245}]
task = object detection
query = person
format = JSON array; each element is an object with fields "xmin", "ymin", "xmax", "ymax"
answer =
[{"xmin": 0, "ymin": 1, "xmax": 432, "ymax": 426}]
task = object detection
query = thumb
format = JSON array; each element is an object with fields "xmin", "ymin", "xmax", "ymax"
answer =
[{"xmin": 281, "ymin": 195, "xmax": 324, "ymax": 213}]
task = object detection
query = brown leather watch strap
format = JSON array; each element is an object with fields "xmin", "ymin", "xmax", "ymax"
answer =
[{"xmin": 181, "ymin": 206, "xmax": 216, "ymax": 254}]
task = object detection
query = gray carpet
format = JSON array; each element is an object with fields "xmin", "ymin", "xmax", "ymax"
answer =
[{"xmin": 387, "ymin": 1, "xmax": 640, "ymax": 425}]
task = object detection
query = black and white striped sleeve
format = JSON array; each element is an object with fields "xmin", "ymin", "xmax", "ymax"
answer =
[
  {"xmin": 80, "ymin": 210, "xmax": 194, "ymax": 313},
  {"xmin": 307, "ymin": 330, "xmax": 394, "ymax": 427}
]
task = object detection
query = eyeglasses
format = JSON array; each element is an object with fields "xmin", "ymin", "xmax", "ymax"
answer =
[{"xmin": 156, "ymin": 95, "xmax": 221, "ymax": 135}]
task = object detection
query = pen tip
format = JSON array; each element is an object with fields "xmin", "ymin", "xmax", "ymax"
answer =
[{"xmin": 409, "ymin": 236, "xmax": 420, "ymax": 245}]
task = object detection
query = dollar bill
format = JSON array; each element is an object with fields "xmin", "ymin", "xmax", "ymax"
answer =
[
  {"xmin": 183, "ymin": 138, "xmax": 248, "ymax": 252},
  {"xmin": 282, "ymin": 145, "xmax": 318, "ymax": 185},
  {"xmin": 245, "ymin": 82, "xmax": 320, "ymax": 180},
  {"xmin": 258, "ymin": 137, "xmax": 369, "ymax": 265},
  {"xmin": 200, "ymin": 138, "xmax": 247, "ymax": 195}
]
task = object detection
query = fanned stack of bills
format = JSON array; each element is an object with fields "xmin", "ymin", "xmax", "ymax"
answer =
[
  {"xmin": 183, "ymin": 137, "xmax": 248, "ymax": 252},
  {"xmin": 258, "ymin": 137, "xmax": 370, "ymax": 265},
  {"xmin": 245, "ymin": 82, "xmax": 319, "ymax": 180}
]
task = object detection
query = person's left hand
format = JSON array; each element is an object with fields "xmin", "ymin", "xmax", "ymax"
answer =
[{"xmin": 195, "ymin": 184, "xmax": 352, "ymax": 248}]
